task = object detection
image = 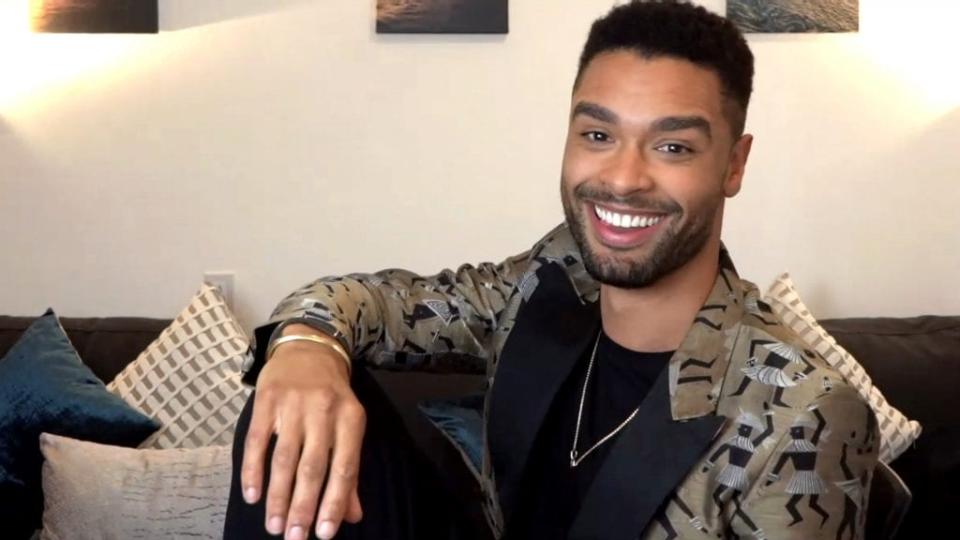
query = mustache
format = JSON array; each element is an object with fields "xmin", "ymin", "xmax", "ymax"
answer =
[{"xmin": 573, "ymin": 184, "xmax": 681, "ymax": 214}]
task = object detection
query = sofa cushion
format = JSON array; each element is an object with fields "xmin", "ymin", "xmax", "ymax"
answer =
[
  {"xmin": 820, "ymin": 314, "xmax": 960, "ymax": 538},
  {"xmin": 419, "ymin": 393, "xmax": 485, "ymax": 478},
  {"xmin": 0, "ymin": 316, "xmax": 170, "ymax": 384},
  {"xmin": 107, "ymin": 284, "xmax": 253, "ymax": 449},
  {"xmin": 0, "ymin": 310, "xmax": 159, "ymax": 539},
  {"xmin": 39, "ymin": 433, "xmax": 231, "ymax": 540},
  {"xmin": 764, "ymin": 273, "xmax": 922, "ymax": 462}
]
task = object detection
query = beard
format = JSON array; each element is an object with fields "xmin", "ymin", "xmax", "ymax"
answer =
[{"xmin": 561, "ymin": 181, "xmax": 718, "ymax": 289}]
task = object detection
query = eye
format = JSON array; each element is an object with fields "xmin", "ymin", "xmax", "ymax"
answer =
[
  {"xmin": 581, "ymin": 131, "xmax": 612, "ymax": 143},
  {"xmin": 656, "ymin": 143, "xmax": 693, "ymax": 155}
]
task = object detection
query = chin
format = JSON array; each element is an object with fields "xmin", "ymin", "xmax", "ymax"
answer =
[{"xmin": 572, "ymin": 216, "xmax": 713, "ymax": 289}]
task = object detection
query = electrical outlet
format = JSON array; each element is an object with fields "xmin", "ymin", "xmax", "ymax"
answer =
[{"xmin": 203, "ymin": 271, "xmax": 235, "ymax": 309}]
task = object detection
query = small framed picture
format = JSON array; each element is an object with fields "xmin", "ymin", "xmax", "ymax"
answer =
[
  {"xmin": 30, "ymin": 0, "xmax": 159, "ymax": 34},
  {"xmin": 377, "ymin": 0, "xmax": 508, "ymax": 34},
  {"xmin": 727, "ymin": 0, "xmax": 858, "ymax": 33}
]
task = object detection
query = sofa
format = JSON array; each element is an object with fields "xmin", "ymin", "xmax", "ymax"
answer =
[{"xmin": 1, "ymin": 312, "xmax": 956, "ymax": 539}]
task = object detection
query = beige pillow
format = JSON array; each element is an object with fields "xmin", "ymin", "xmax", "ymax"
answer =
[
  {"xmin": 108, "ymin": 284, "xmax": 252, "ymax": 448},
  {"xmin": 764, "ymin": 273, "xmax": 922, "ymax": 462},
  {"xmin": 39, "ymin": 433, "xmax": 231, "ymax": 540}
]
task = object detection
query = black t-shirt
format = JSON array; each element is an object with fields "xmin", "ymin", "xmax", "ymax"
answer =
[{"xmin": 503, "ymin": 331, "xmax": 673, "ymax": 539}]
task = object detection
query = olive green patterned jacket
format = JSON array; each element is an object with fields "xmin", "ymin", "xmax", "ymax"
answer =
[{"xmin": 245, "ymin": 224, "xmax": 878, "ymax": 540}]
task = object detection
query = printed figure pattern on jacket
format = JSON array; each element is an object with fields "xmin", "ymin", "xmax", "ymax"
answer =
[{"xmin": 251, "ymin": 224, "xmax": 878, "ymax": 539}]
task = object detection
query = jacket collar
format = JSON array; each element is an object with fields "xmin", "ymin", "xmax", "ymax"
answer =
[
  {"xmin": 667, "ymin": 247, "xmax": 746, "ymax": 420},
  {"xmin": 531, "ymin": 225, "xmax": 747, "ymax": 421}
]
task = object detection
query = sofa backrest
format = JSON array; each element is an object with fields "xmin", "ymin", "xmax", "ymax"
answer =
[
  {"xmin": 0, "ymin": 316, "xmax": 171, "ymax": 384},
  {"xmin": 821, "ymin": 315, "xmax": 960, "ymax": 538}
]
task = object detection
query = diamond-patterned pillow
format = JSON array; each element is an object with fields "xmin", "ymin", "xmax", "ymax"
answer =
[
  {"xmin": 107, "ymin": 284, "xmax": 252, "ymax": 449},
  {"xmin": 764, "ymin": 273, "xmax": 922, "ymax": 463}
]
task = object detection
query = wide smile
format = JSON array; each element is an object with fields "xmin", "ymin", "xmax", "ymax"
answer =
[
  {"xmin": 593, "ymin": 205, "xmax": 666, "ymax": 229},
  {"xmin": 587, "ymin": 203, "xmax": 670, "ymax": 249}
]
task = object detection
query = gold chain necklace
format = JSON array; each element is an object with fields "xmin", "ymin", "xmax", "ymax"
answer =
[{"xmin": 569, "ymin": 333, "xmax": 640, "ymax": 468}]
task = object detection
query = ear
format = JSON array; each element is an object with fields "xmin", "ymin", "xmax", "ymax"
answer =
[{"xmin": 723, "ymin": 134, "xmax": 753, "ymax": 197}]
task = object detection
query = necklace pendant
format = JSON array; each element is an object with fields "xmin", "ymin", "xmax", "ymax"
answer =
[{"xmin": 569, "ymin": 450, "xmax": 578, "ymax": 468}]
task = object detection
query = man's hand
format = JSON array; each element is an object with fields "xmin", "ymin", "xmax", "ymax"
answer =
[{"xmin": 242, "ymin": 324, "xmax": 365, "ymax": 540}]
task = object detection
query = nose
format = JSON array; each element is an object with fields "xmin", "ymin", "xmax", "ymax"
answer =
[{"xmin": 603, "ymin": 144, "xmax": 655, "ymax": 195}]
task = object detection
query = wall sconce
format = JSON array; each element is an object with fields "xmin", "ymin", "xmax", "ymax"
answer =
[{"xmin": 30, "ymin": 0, "xmax": 158, "ymax": 33}]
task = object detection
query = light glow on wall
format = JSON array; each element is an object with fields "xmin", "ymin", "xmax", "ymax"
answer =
[
  {"xmin": 858, "ymin": 3, "xmax": 960, "ymax": 115},
  {"xmin": 0, "ymin": 1, "xmax": 956, "ymax": 119},
  {"xmin": 0, "ymin": 2, "xmax": 147, "ymax": 111}
]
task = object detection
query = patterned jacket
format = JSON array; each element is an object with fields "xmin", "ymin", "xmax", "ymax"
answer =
[{"xmin": 244, "ymin": 224, "xmax": 878, "ymax": 540}]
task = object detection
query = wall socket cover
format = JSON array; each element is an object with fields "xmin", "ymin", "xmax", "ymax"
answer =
[{"xmin": 203, "ymin": 271, "xmax": 235, "ymax": 309}]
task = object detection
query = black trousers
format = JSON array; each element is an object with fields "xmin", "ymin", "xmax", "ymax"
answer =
[{"xmin": 223, "ymin": 366, "xmax": 483, "ymax": 540}]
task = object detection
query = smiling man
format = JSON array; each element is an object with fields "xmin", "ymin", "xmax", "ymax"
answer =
[{"xmin": 224, "ymin": 2, "xmax": 878, "ymax": 539}]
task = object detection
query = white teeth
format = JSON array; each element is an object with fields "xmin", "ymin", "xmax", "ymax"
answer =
[{"xmin": 594, "ymin": 205, "xmax": 663, "ymax": 229}]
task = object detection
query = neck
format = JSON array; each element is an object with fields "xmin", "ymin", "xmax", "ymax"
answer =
[{"xmin": 600, "ymin": 238, "xmax": 721, "ymax": 353}]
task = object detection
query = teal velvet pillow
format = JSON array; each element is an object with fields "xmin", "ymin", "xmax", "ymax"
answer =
[
  {"xmin": 0, "ymin": 309, "xmax": 160, "ymax": 539},
  {"xmin": 418, "ymin": 393, "xmax": 485, "ymax": 477}
]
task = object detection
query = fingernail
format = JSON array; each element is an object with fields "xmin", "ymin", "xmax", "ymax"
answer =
[
  {"xmin": 287, "ymin": 525, "xmax": 305, "ymax": 540},
  {"xmin": 267, "ymin": 516, "xmax": 284, "ymax": 535},
  {"xmin": 317, "ymin": 520, "xmax": 337, "ymax": 540},
  {"xmin": 243, "ymin": 487, "xmax": 257, "ymax": 503}
]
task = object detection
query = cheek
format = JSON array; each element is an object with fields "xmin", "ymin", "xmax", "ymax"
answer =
[
  {"xmin": 560, "ymin": 144, "xmax": 579, "ymax": 177},
  {"xmin": 560, "ymin": 154, "xmax": 584, "ymax": 192},
  {"xmin": 561, "ymin": 146, "xmax": 602, "ymax": 189},
  {"xmin": 666, "ymin": 169, "xmax": 726, "ymax": 213}
]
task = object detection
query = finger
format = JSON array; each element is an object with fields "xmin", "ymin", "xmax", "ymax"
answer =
[
  {"xmin": 265, "ymin": 415, "xmax": 304, "ymax": 536},
  {"xmin": 241, "ymin": 391, "xmax": 278, "ymax": 505},
  {"xmin": 344, "ymin": 489, "xmax": 363, "ymax": 524},
  {"xmin": 283, "ymin": 418, "xmax": 333, "ymax": 540},
  {"xmin": 315, "ymin": 405, "xmax": 366, "ymax": 539}
]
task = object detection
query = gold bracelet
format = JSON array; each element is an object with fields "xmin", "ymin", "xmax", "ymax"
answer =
[{"xmin": 267, "ymin": 334, "xmax": 352, "ymax": 375}]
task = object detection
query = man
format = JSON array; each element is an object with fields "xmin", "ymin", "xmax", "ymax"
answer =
[{"xmin": 224, "ymin": 1, "xmax": 878, "ymax": 539}]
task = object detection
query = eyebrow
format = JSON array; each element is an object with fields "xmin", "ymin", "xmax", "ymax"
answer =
[
  {"xmin": 651, "ymin": 116, "xmax": 712, "ymax": 140},
  {"xmin": 572, "ymin": 101, "xmax": 712, "ymax": 141},
  {"xmin": 571, "ymin": 101, "xmax": 619, "ymax": 124}
]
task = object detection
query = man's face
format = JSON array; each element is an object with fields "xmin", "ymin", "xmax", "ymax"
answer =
[{"xmin": 561, "ymin": 51, "xmax": 752, "ymax": 288}]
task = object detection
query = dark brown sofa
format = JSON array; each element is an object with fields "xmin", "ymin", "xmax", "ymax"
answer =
[{"xmin": 2, "ymin": 314, "xmax": 956, "ymax": 538}]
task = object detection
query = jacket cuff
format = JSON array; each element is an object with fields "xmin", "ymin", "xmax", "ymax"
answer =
[{"xmin": 241, "ymin": 317, "xmax": 347, "ymax": 386}]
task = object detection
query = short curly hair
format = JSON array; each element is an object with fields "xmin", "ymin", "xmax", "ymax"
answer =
[{"xmin": 575, "ymin": 0, "xmax": 754, "ymax": 136}]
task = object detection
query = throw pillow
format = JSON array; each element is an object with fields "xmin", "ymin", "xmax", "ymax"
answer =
[
  {"xmin": 764, "ymin": 273, "xmax": 922, "ymax": 462},
  {"xmin": 0, "ymin": 309, "xmax": 159, "ymax": 540},
  {"xmin": 108, "ymin": 284, "xmax": 253, "ymax": 448},
  {"xmin": 39, "ymin": 433, "xmax": 231, "ymax": 540}
]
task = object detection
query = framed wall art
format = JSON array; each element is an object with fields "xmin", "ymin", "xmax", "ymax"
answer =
[
  {"xmin": 30, "ymin": 0, "xmax": 159, "ymax": 34},
  {"xmin": 376, "ymin": 0, "xmax": 508, "ymax": 34},
  {"xmin": 727, "ymin": 0, "xmax": 858, "ymax": 33}
]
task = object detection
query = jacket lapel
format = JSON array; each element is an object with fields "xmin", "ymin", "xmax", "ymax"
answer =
[
  {"xmin": 488, "ymin": 262, "xmax": 599, "ymax": 523},
  {"xmin": 488, "ymin": 245, "xmax": 749, "ymax": 536},
  {"xmin": 569, "ymin": 366, "xmax": 724, "ymax": 540},
  {"xmin": 570, "ymin": 249, "xmax": 747, "ymax": 539}
]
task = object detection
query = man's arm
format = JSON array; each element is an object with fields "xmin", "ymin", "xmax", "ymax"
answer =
[
  {"xmin": 733, "ymin": 386, "xmax": 879, "ymax": 539},
  {"xmin": 243, "ymin": 251, "xmax": 533, "ymax": 384},
  {"xmin": 238, "ymin": 245, "xmax": 540, "ymax": 540}
]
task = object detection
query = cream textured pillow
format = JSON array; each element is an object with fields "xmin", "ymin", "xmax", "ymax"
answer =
[
  {"xmin": 764, "ymin": 273, "xmax": 922, "ymax": 463},
  {"xmin": 39, "ymin": 433, "xmax": 231, "ymax": 540},
  {"xmin": 108, "ymin": 284, "xmax": 252, "ymax": 448}
]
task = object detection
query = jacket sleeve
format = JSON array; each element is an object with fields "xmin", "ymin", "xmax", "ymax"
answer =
[
  {"xmin": 242, "ymin": 250, "xmax": 533, "ymax": 384},
  {"xmin": 732, "ymin": 386, "xmax": 879, "ymax": 539}
]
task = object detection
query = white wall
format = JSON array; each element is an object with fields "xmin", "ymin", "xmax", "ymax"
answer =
[{"xmin": 1, "ymin": 0, "xmax": 958, "ymax": 334}]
